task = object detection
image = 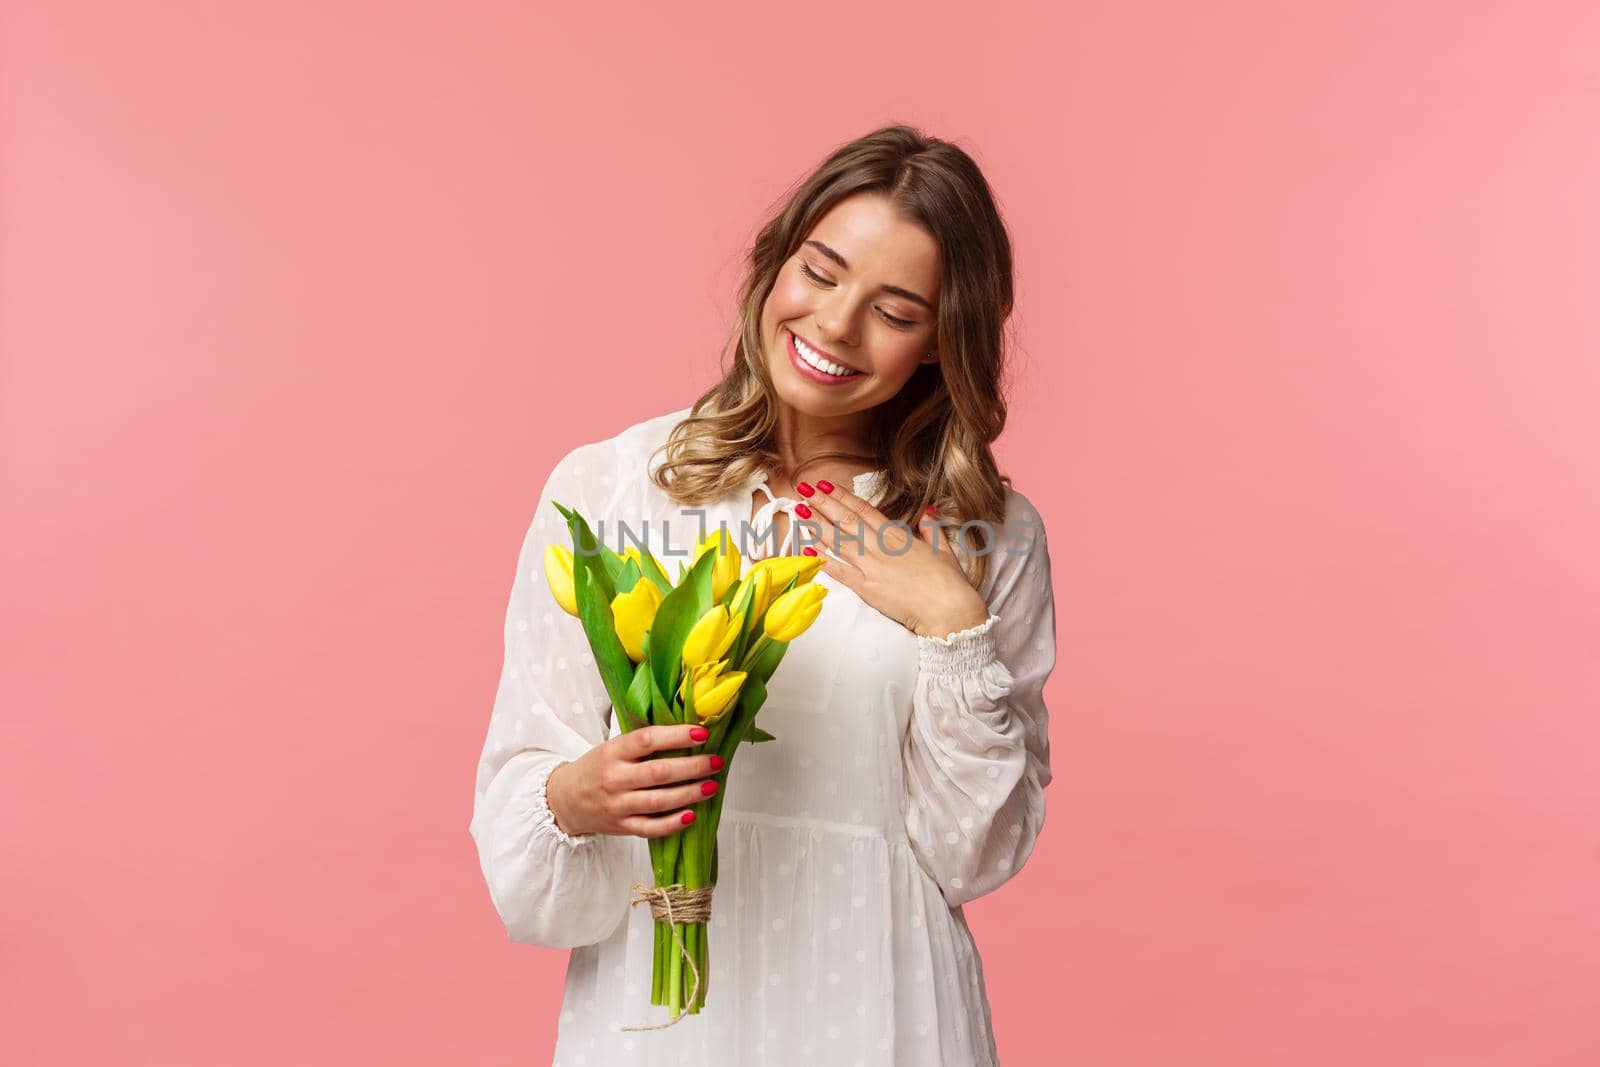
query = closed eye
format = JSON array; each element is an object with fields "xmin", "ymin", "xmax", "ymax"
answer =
[
  {"xmin": 798, "ymin": 262, "xmax": 832, "ymax": 287},
  {"xmin": 799, "ymin": 261, "xmax": 917, "ymax": 330}
]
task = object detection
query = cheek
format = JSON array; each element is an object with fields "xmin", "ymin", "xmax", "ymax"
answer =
[
  {"xmin": 765, "ymin": 274, "xmax": 811, "ymax": 323},
  {"xmin": 874, "ymin": 336, "xmax": 931, "ymax": 378}
]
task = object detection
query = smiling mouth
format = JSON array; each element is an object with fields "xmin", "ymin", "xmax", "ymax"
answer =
[{"xmin": 787, "ymin": 329, "xmax": 864, "ymax": 377}]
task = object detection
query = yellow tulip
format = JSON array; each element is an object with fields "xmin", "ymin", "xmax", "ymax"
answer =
[
  {"xmin": 745, "ymin": 564, "xmax": 773, "ymax": 622},
  {"xmin": 694, "ymin": 528, "xmax": 742, "ymax": 601},
  {"xmin": 544, "ymin": 544, "xmax": 579, "ymax": 617},
  {"xmin": 621, "ymin": 545, "xmax": 643, "ymax": 571},
  {"xmin": 678, "ymin": 659, "xmax": 747, "ymax": 724},
  {"xmin": 610, "ymin": 578, "xmax": 664, "ymax": 662},
  {"xmin": 764, "ymin": 583, "xmax": 828, "ymax": 642},
  {"xmin": 694, "ymin": 670, "xmax": 747, "ymax": 724},
  {"xmin": 747, "ymin": 554, "xmax": 825, "ymax": 617},
  {"xmin": 682, "ymin": 604, "xmax": 745, "ymax": 670},
  {"xmin": 677, "ymin": 658, "xmax": 720, "ymax": 704}
]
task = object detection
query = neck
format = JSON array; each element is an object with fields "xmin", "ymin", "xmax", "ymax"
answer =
[{"xmin": 768, "ymin": 401, "xmax": 875, "ymax": 481}]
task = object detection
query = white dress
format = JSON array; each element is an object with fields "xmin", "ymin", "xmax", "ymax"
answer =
[{"xmin": 469, "ymin": 406, "xmax": 1057, "ymax": 1066}]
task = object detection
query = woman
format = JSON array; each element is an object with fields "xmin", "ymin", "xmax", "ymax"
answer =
[{"xmin": 469, "ymin": 124, "xmax": 1057, "ymax": 1066}]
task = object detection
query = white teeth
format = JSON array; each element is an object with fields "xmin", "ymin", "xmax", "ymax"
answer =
[{"xmin": 793, "ymin": 332, "xmax": 857, "ymax": 377}]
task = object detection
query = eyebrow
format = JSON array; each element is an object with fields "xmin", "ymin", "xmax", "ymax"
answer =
[{"xmin": 803, "ymin": 240, "xmax": 936, "ymax": 312}]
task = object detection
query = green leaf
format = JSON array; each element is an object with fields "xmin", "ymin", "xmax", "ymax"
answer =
[
  {"xmin": 572, "ymin": 554, "xmax": 643, "ymax": 733},
  {"xmin": 737, "ymin": 671, "xmax": 769, "ymax": 720},
  {"xmin": 595, "ymin": 545, "xmax": 627, "ymax": 595},
  {"xmin": 708, "ymin": 672, "xmax": 772, "ymax": 761},
  {"xmin": 728, "ymin": 573, "xmax": 758, "ymax": 620},
  {"xmin": 647, "ymin": 545, "xmax": 717, "ymax": 707},
  {"xmin": 747, "ymin": 633, "xmax": 789, "ymax": 684},
  {"xmin": 727, "ymin": 568, "xmax": 784, "ymax": 666},
  {"xmin": 632, "ymin": 543, "xmax": 674, "ymax": 597},
  {"xmin": 746, "ymin": 724, "xmax": 778, "ymax": 743},
  {"xmin": 615, "ymin": 558, "xmax": 641, "ymax": 594},
  {"xmin": 649, "ymin": 668, "xmax": 675, "ymax": 727},
  {"xmin": 563, "ymin": 509, "xmax": 617, "ymax": 603},
  {"xmin": 625, "ymin": 661, "xmax": 653, "ymax": 725}
]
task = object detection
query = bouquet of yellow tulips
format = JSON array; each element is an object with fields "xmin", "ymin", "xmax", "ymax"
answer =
[{"xmin": 542, "ymin": 501, "xmax": 829, "ymax": 1022}]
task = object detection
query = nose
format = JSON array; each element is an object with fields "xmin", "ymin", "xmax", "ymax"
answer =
[{"xmin": 813, "ymin": 290, "xmax": 860, "ymax": 349}]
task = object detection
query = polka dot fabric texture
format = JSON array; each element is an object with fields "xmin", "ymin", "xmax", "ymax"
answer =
[{"xmin": 468, "ymin": 407, "xmax": 1057, "ymax": 1066}]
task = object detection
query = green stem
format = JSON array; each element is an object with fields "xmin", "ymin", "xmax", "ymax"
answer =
[
  {"xmin": 652, "ymin": 921, "xmax": 664, "ymax": 1005},
  {"xmin": 687, "ymin": 923, "xmax": 701, "ymax": 1013},
  {"xmin": 739, "ymin": 633, "xmax": 772, "ymax": 672},
  {"xmin": 646, "ymin": 837, "xmax": 659, "ymax": 1005},
  {"xmin": 694, "ymin": 922, "xmax": 709, "ymax": 1012},
  {"xmin": 669, "ymin": 922, "xmax": 682, "ymax": 1018},
  {"xmin": 689, "ymin": 794, "xmax": 712, "ymax": 1013},
  {"xmin": 667, "ymin": 803, "xmax": 694, "ymax": 1018}
]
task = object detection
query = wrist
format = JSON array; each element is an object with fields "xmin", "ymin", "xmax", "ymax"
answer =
[
  {"xmin": 916, "ymin": 604, "xmax": 992, "ymax": 640},
  {"xmin": 915, "ymin": 612, "xmax": 1001, "ymax": 676},
  {"xmin": 545, "ymin": 761, "xmax": 582, "ymax": 836}
]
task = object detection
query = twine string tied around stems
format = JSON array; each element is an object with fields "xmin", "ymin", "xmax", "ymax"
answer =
[{"xmin": 618, "ymin": 881, "xmax": 716, "ymax": 1032}]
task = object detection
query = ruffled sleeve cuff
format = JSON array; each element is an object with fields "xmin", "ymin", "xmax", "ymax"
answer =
[
  {"xmin": 530, "ymin": 761, "xmax": 600, "ymax": 848},
  {"xmin": 916, "ymin": 613, "xmax": 1003, "ymax": 677}
]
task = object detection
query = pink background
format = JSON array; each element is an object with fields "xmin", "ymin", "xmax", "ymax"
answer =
[{"xmin": 4, "ymin": 2, "xmax": 1598, "ymax": 1064}]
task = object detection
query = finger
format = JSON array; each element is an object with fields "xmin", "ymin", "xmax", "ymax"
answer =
[
  {"xmin": 791, "ymin": 503, "xmax": 843, "ymax": 565},
  {"xmin": 921, "ymin": 505, "xmax": 959, "ymax": 560},
  {"xmin": 616, "ymin": 751, "xmax": 724, "ymax": 791},
  {"xmin": 795, "ymin": 501, "xmax": 869, "ymax": 569},
  {"xmin": 803, "ymin": 480, "xmax": 883, "ymax": 539},
  {"xmin": 813, "ymin": 478, "xmax": 890, "ymax": 525},
  {"xmin": 617, "ymin": 807, "xmax": 701, "ymax": 839},
  {"xmin": 807, "ymin": 541, "xmax": 866, "ymax": 596},
  {"xmin": 625, "ymin": 722, "xmax": 709, "ymax": 759},
  {"xmin": 618, "ymin": 775, "xmax": 720, "ymax": 816}
]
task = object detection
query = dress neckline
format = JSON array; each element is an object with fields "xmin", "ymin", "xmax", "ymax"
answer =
[
  {"xmin": 729, "ymin": 467, "xmax": 889, "ymax": 561},
  {"xmin": 743, "ymin": 466, "xmax": 887, "ymax": 503}
]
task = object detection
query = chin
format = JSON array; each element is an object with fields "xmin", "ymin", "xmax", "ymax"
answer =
[{"xmin": 771, "ymin": 372, "xmax": 846, "ymax": 415}]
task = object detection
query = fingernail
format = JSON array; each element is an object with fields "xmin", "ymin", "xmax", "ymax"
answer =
[
  {"xmin": 817, "ymin": 480, "xmax": 834, "ymax": 493},
  {"xmin": 681, "ymin": 811, "xmax": 696, "ymax": 825},
  {"xmin": 801, "ymin": 546, "xmax": 818, "ymax": 556},
  {"xmin": 709, "ymin": 754, "xmax": 724, "ymax": 771},
  {"xmin": 796, "ymin": 482, "xmax": 814, "ymax": 497},
  {"xmin": 701, "ymin": 780, "xmax": 719, "ymax": 796},
  {"xmin": 690, "ymin": 726, "xmax": 709, "ymax": 741},
  {"xmin": 794, "ymin": 502, "xmax": 813, "ymax": 519}
]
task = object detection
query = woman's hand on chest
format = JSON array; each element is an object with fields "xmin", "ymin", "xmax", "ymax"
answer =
[{"xmin": 791, "ymin": 480, "xmax": 990, "ymax": 640}]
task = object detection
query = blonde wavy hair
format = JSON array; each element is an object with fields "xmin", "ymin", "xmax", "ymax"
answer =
[{"xmin": 649, "ymin": 124, "xmax": 1019, "ymax": 590}]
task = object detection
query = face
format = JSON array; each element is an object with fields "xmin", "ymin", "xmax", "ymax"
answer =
[{"xmin": 759, "ymin": 191, "xmax": 942, "ymax": 418}]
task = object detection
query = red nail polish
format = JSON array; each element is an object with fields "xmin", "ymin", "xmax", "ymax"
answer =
[
  {"xmin": 709, "ymin": 754, "xmax": 724, "ymax": 771},
  {"xmin": 794, "ymin": 502, "xmax": 813, "ymax": 519},
  {"xmin": 701, "ymin": 780, "xmax": 719, "ymax": 796},
  {"xmin": 681, "ymin": 811, "xmax": 696, "ymax": 825},
  {"xmin": 817, "ymin": 480, "xmax": 834, "ymax": 493},
  {"xmin": 796, "ymin": 482, "xmax": 814, "ymax": 497},
  {"xmin": 690, "ymin": 726, "xmax": 709, "ymax": 741},
  {"xmin": 801, "ymin": 546, "xmax": 818, "ymax": 556}
]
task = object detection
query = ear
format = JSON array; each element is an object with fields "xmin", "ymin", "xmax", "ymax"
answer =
[{"xmin": 919, "ymin": 350, "xmax": 938, "ymax": 365}]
